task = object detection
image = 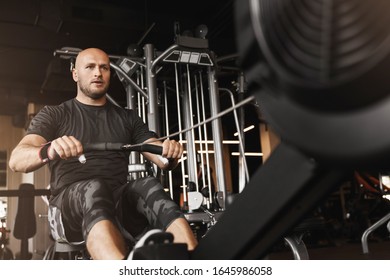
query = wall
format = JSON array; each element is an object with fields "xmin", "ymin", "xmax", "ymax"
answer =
[
  {"xmin": 0, "ymin": 115, "xmax": 23, "ymax": 257},
  {"xmin": 0, "ymin": 113, "xmax": 51, "ymax": 259},
  {"xmin": 260, "ymin": 123, "xmax": 280, "ymax": 162}
]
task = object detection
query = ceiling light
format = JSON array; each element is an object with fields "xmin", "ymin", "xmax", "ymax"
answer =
[
  {"xmin": 231, "ymin": 152, "xmax": 263, "ymax": 157},
  {"xmin": 234, "ymin": 125, "xmax": 255, "ymax": 136}
]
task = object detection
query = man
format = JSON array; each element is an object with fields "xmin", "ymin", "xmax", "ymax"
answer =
[{"xmin": 9, "ymin": 48, "xmax": 198, "ymax": 259}]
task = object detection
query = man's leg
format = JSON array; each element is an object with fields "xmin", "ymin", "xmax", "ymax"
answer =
[
  {"xmin": 166, "ymin": 217, "xmax": 198, "ymax": 251},
  {"xmin": 122, "ymin": 177, "xmax": 198, "ymax": 251},
  {"xmin": 60, "ymin": 179, "xmax": 127, "ymax": 259},
  {"xmin": 87, "ymin": 220, "xmax": 127, "ymax": 259}
]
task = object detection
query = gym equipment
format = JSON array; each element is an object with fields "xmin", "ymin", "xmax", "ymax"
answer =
[
  {"xmin": 52, "ymin": 22, "xmax": 311, "ymax": 259},
  {"xmin": 43, "ymin": 142, "xmax": 186, "ymax": 260},
  {"xmin": 0, "ymin": 218, "xmax": 13, "ymax": 259},
  {"xmin": 13, "ymin": 184, "xmax": 36, "ymax": 260},
  {"xmin": 52, "ymin": 17, "xmax": 319, "ymax": 259},
  {"xmin": 43, "ymin": 240, "xmax": 88, "ymax": 260},
  {"xmin": 191, "ymin": 0, "xmax": 390, "ymax": 259},
  {"xmin": 128, "ymin": 229, "xmax": 189, "ymax": 260},
  {"xmin": 44, "ymin": 230, "xmax": 188, "ymax": 260},
  {"xmin": 362, "ymin": 213, "xmax": 390, "ymax": 254},
  {"xmin": 0, "ymin": 184, "xmax": 50, "ymax": 259},
  {"xmin": 357, "ymin": 172, "xmax": 390, "ymax": 254},
  {"xmin": 54, "ymin": 31, "xmax": 226, "ymax": 211}
]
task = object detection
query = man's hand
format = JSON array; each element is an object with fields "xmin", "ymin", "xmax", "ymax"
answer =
[
  {"xmin": 161, "ymin": 138, "xmax": 183, "ymax": 161},
  {"xmin": 48, "ymin": 136, "xmax": 83, "ymax": 160}
]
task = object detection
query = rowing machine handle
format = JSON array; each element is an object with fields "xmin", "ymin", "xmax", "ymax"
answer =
[
  {"xmin": 79, "ymin": 143, "xmax": 163, "ymax": 164},
  {"xmin": 123, "ymin": 144, "xmax": 163, "ymax": 155},
  {"xmin": 83, "ymin": 142, "xmax": 163, "ymax": 154},
  {"xmin": 83, "ymin": 142, "xmax": 124, "ymax": 152}
]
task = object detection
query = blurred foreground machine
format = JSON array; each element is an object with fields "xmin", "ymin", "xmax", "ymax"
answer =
[{"xmin": 193, "ymin": 0, "xmax": 390, "ymax": 259}]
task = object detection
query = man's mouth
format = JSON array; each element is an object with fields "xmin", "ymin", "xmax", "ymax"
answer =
[{"xmin": 91, "ymin": 80, "xmax": 104, "ymax": 85}]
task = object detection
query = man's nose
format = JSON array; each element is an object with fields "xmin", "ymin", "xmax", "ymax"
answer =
[{"xmin": 93, "ymin": 67, "xmax": 102, "ymax": 76}]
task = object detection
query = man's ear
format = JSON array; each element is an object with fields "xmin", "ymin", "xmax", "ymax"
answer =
[{"xmin": 72, "ymin": 69, "xmax": 78, "ymax": 82}]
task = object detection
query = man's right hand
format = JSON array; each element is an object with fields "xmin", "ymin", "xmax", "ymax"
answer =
[{"xmin": 48, "ymin": 136, "xmax": 83, "ymax": 160}]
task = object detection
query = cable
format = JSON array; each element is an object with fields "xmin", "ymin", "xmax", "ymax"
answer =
[{"xmin": 136, "ymin": 95, "xmax": 256, "ymax": 147}]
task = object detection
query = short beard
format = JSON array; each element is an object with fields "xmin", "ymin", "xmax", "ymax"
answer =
[
  {"xmin": 79, "ymin": 83, "xmax": 108, "ymax": 100},
  {"xmin": 84, "ymin": 91, "xmax": 106, "ymax": 100}
]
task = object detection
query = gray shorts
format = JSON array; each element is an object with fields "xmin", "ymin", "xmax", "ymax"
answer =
[{"xmin": 48, "ymin": 176, "xmax": 184, "ymax": 246}]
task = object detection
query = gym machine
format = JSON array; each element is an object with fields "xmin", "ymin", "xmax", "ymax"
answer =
[
  {"xmin": 53, "ymin": 14, "xmax": 316, "ymax": 258},
  {"xmin": 191, "ymin": 0, "xmax": 390, "ymax": 259},
  {"xmin": 54, "ymin": 28, "xmax": 226, "ymax": 220}
]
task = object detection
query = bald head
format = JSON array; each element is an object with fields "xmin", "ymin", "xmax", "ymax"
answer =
[
  {"xmin": 75, "ymin": 48, "xmax": 110, "ymax": 69},
  {"xmin": 72, "ymin": 48, "xmax": 111, "ymax": 103}
]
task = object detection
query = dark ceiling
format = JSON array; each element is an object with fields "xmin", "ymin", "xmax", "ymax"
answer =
[{"xmin": 0, "ymin": 0, "xmax": 237, "ymax": 117}]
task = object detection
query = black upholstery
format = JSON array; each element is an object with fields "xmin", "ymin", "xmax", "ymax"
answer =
[{"xmin": 13, "ymin": 183, "xmax": 36, "ymax": 260}]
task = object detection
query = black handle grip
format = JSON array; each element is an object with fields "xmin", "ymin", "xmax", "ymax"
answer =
[
  {"xmin": 83, "ymin": 142, "xmax": 125, "ymax": 152},
  {"xmin": 82, "ymin": 142, "xmax": 163, "ymax": 155},
  {"xmin": 126, "ymin": 144, "xmax": 163, "ymax": 155}
]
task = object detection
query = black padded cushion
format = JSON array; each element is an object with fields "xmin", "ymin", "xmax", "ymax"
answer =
[{"xmin": 13, "ymin": 183, "xmax": 36, "ymax": 239}]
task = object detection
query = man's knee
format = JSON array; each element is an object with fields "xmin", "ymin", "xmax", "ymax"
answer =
[
  {"xmin": 124, "ymin": 176, "xmax": 183, "ymax": 230},
  {"xmin": 78, "ymin": 178, "xmax": 114, "ymax": 207},
  {"xmin": 84, "ymin": 178, "xmax": 110, "ymax": 195},
  {"xmin": 129, "ymin": 176, "xmax": 160, "ymax": 193},
  {"xmin": 62, "ymin": 179, "xmax": 116, "ymax": 241},
  {"xmin": 126, "ymin": 176, "xmax": 166, "ymax": 204}
]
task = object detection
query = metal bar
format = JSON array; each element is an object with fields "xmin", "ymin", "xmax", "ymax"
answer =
[
  {"xmin": 199, "ymin": 71, "xmax": 213, "ymax": 206},
  {"xmin": 194, "ymin": 74, "xmax": 206, "ymax": 195},
  {"xmin": 0, "ymin": 189, "xmax": 50, "ymax": 197},
  {"xmin": 126, "ymin": 82, "xmax": 142, "ymax": 178},
  {"xmin": 144, "ymin": 44, "xmax": 160, "ymax": 136},
  {"xmin": 207, "ymin": 65, "xmax": 227, "ymax": 209},
  {"xmin": 106, "ymin": 94, "xmax": 121, "ymax": 107},
  {"xmin": 283, "ymin": 236, "xmax": 309, "ymax": 260},
  {"xmin": 110, "ymin": 63, "xmax": 148, "ymax": 99},
  {"xmin": 54, "ymin": 49, "xmax": 124, "ymax": 60},
  {"xmin": 174, "ymin": 64, "xmax": 188, "ymax": 205},
  {"xmin": 187, "ymin": 65, "xmax": 199, "ymax": 190},
  {"xmin": 140, "ymin": 78, "xmax": 147, "ymax": 177},
  {"xmin": 163, "ymin": 81, "xmax": 174, "ymax": 199},
  {"xmin": 125, "ymin": 83, "xmax": 136, "ymax": 110},
  {"xmin": 220, "ymin": 88, "xmax": 250, "ymax": 184},
  {"xmin": 150, "ymin": 45, "xmax": 179, "ymax": 75},
  {"xmin": 361, "ymin": 212, "xmax": 390, "ymax": 254},
  {"xmin": 182, "ymin": 68, "xmax": 198, "ymax": 190},
  {"xmin": 238, "ymin": 72, "xmax": 247, "ymax": 192}
]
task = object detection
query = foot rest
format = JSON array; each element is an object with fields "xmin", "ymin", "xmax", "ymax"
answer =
[{"xmin": 128, "ymin": 229, "xmax": 189, "ymax": 260}]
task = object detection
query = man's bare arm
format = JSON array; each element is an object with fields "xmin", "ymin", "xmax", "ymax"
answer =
[
  {"xmin": 9, "ymin": 134, "xmax": 84, "ymax": 173},
  {"xmin": 9, "ymin": 134, "xmax": 48, "ymax": 173}
]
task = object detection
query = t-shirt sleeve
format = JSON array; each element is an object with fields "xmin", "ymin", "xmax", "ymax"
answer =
[
  {"xmin": 26, "ymin": 105, "xmax": 59, "ymax": 142},
  {"xmin": 127, "ymin": 109, "xmax": 158, "ymax": 144}
]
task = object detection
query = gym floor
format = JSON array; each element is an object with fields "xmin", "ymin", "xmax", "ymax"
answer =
[
  {"xmin": 267, "ymin": 183, "xmax": 390, "ymax": 260},
  {"xmin": 268, "ymin": 238, "xmax": 390, "ymax": 260}
]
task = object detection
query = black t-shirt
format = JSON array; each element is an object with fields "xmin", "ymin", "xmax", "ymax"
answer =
[{"xmin": 27, "ymin": 98, "xmax": 155, "ymax": 197}]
